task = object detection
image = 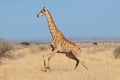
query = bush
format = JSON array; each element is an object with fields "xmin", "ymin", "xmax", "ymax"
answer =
[
  {"xmin": 0, "ymin": 39, "xmax": 13, "ymax": 57},
  {"xmin": 20, "ymin": 41, "xmax": 30, "ymax": 46},
  {"xmin": 113, "ymin": 47, "xmax": 120, "ymax": 59},
  {"xmin": 93, "ymin": 42, "xmax": 98, "ymax": 45}
]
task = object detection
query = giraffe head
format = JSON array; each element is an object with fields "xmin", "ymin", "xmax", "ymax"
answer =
[{"xmin": 37, "ymin": 7, "xmax": 47, "ymax": 17}]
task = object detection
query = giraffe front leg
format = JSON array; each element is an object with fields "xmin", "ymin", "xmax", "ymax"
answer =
[
  {"xmin": 43, "ymin": 53, "xmax": 51, "ymax": 69},
  {"xmin": 46, "ymin": 49, "xmax": 58, "ymax": 69},
  {"xmin": 47, "ymin": 53, "xmax": 56, "ymax": 69},
  {"xmin": 43, "ymin": 52, "xmax": 56, "ymax": 69}
]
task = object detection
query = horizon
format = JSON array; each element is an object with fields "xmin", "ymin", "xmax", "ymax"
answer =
[{"xmin": 6, "ymin": 37, "xmax": 120, "ymax": 44}]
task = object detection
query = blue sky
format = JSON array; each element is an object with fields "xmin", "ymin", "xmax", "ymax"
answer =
[{"xmin": 0, "ymin": 0, "xmax": 120, "ymax": 41}]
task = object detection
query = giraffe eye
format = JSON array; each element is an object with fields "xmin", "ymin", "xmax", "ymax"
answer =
[{"xmin": 41, "ymin": 11, "xmax": 44, "ymax": 13}]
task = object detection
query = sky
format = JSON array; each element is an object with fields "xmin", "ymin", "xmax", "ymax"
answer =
[{"xmin": 0, "ymin": 0, "xmax": 120, "ymax": 41}]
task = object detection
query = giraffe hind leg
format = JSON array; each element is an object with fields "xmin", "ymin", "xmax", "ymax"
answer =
[
  {"xmin": 73, "ymin": 54, "xmax": 88, "ymax": 70},
  {"xmin": 71, "ymin": 49, "xmax": 88, "ymax": 70},
  {"xmin": 74, "ymin": 54, "xmax": 88, "ymax": 70},
  {"xmin": 74, "ymin": 58, "xmax": 80, "ymax": 70},
  {"xmin": 65, "ymin": 52, "xmax": 80, "ymax": 70}
]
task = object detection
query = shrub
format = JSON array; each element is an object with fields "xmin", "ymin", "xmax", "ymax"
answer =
[
  {"xmin": 113, "ymin": 47, "xmax": 120, "ymax": 59},
  {"xmin": 20, "ymin": 41, "xmax": 30, "ymax": 46},
  {"xmin": 93, "ymin": 42, "xmax": 98, "ymax": 45},
  {"xmin": 0, "ymin": 39, "xmax": 13, "ymax": 57}
]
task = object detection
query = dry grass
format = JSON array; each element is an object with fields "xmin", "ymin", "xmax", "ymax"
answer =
[
  {"xmin": 0, "ymin": 39, "xmax": 13, "ymax": 58},
  {"xmin": 113, "ymin": 46, "xmax": 120, "ymax": 58},
  {"xmin": 0, "ymin": 43, "xmax": 120, "ymax": 80}
]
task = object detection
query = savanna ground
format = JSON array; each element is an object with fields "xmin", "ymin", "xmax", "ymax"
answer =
[{"xmin": 0, "ymin": 42, "xmax": 120, "ymax": 80}]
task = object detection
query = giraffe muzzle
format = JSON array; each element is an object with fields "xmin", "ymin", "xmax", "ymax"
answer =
[{"xmin": 36, "ymin": 14, "xmax": 39, "ymax": 18}]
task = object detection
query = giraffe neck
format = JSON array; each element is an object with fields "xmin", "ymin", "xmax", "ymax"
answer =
[{"xmin": 45, "ymin": 10, "xmax": 59, "ymax": 39}]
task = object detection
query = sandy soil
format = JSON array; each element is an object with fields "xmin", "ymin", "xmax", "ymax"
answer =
[{"xmin": 0, "ymin": 43, "xmax": 120, "ymax": 80}]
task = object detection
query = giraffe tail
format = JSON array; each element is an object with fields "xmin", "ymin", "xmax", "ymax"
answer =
[{"xmin": 79, "ymin": 59, "xmax": 88, "ymax": 70}]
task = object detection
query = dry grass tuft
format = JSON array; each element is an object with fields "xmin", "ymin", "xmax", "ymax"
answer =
[
  {"xmin": 113, "ymin": 47, "xmax": 120, "ymax": 58},
  {"xmin": 0, "ymin": 39, "xmax": 13, "ymax": 58},
  {"xmin": 38, "ymin": 45, "xmax": 49, "ymax": 51}
]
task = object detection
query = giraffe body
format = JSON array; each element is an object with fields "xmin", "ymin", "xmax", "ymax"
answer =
[{"xmin": 37, "ymin": 7, "xmax": 88, "ymax": 70}]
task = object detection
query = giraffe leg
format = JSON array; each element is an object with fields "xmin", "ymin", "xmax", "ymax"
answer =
[
  {"xmin": 43, "ymin": 49, "xmax": 58, "ymax": 69},
  {"xmin": 47, "ymin": 52, "xmax": 56, "ymax": 69},
  {"xmin": 43, "ymin": 53, "xmax": 51, "ymax": 69},
  {"xmin": 65, "ymin": 52, "xmax": 79, "ymax": 70},
  {"xmin": 73, "ymin": 55, "xmax": 88, "ymax": 70},
  {"xmin": 66, "ymin": 52, "xmax": 88, "ymax": 70},
  {"xmin": 74, "ymin": 58, "xmax": 80, "ymax": 70}
]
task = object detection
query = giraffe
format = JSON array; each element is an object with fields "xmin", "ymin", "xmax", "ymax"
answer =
[{"xmin": 37, "ymin": 7, "xmax": 88, "ymax": 70}]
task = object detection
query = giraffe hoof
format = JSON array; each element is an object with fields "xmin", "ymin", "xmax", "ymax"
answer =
[{"xmin": 44, "ymin": 66, "xmax": 51, "ymax": 69}]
